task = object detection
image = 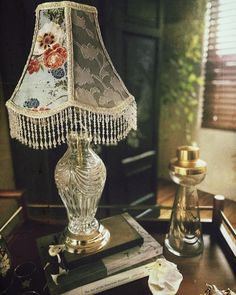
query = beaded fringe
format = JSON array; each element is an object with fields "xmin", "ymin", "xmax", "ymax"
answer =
[{"xmin": 8, "ymin": 102, "xmax": 137, "ymax": 149}]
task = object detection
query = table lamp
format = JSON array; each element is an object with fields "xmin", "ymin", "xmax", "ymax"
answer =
[{"xmin": 5, "ymin": 1, "xmax": 137, "ymax": 254}]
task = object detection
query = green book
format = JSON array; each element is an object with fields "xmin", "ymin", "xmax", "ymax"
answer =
[{"xmin": 37, "ymin": 213, "xmax": 162, "ymax": 295}]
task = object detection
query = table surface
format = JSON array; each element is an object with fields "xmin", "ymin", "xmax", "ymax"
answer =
[{"xmin": 8, "ymin": 219, "xmax": 236, "ymax": 295}]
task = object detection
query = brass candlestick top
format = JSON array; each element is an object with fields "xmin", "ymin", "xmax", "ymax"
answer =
[{"xmin": 169, "ymin": 146, "xmax": 207, "ymax": 176}]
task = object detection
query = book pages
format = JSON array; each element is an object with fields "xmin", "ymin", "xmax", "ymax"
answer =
[{"xmin": 102, "ymin": 212, "xmax": 163, "ymax": 275}]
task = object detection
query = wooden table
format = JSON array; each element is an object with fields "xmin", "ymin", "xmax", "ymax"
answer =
[
  {"xmin": 154, "ymin": 227, "xmax": 236, "ymax": 294},
  {"xmin": 7, "ymin": 217, "xmax": 236, "ymax": 295}
]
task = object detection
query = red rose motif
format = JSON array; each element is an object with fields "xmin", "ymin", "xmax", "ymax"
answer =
[
  {"xmin": 27, "ymin": 58, "xmax": 40, "ymax": 74},
  {"xmin": 32, "ymin": 107, "xmax": 50, "ymax": 111},
  {"xmin": 43, "ymin": 43, "xmax": 67, "ymax": 69}
]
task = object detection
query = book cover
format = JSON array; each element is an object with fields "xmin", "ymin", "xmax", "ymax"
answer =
[
  {"xmin": 62, "ymin": 259, "xmax": 156, "ymax": 295},
  {"xmin": 38, "ymin": 213, "xmax": 162, "ymax": 295}
]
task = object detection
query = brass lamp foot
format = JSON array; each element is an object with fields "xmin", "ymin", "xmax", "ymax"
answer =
[{"xmin": 61, "ymin": 224, "xmax": 110, "ymax": 254}]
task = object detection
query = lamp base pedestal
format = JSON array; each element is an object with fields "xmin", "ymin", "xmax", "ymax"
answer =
[
  {"xmin": 37, "ymin": 214, "xmax": 144, "ymax": 271},
  {"xmin": 61, "ymin": 223, "xmax": 110, "ymax": 254}
]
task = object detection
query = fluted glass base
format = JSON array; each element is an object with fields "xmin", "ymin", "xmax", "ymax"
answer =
[
  {"xmin": 62, "ymin": 221, "xmax": 110, "ymax": 254},
  {"xmin": 164, "ymin": 234, "xmax": 203, "ymax": 257},
  {"xmin": 55, "ymin": 133, "xmax": 110, "ymax": 253},
  {"xmin": 165, "ymin": 185, "xmax": 203, "ymax": 257}
]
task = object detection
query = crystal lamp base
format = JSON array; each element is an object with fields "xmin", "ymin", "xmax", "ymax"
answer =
[
  {"xmin": 61, "ymin": 220, "xmax": 110, "ymax": 254},
  {"xmin": 55, "ymin": 133, "xmax": 110, "ymax": 254}
]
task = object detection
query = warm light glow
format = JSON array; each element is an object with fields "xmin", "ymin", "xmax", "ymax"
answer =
[{"xmin": 217, "ymin": 0, "xmax": 236, "ymax": 56}]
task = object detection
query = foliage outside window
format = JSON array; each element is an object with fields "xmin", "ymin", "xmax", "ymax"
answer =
[{"xmin": 160, "ymin": 0, "xmax": 206, "ymax": 143}]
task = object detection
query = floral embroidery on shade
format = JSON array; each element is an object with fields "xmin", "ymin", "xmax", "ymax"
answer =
[
  {"xmin": 28, "ymin": 59, "xmax": 40, "ymax": 74},
  {"xmin": 24, "ymin": 8, "xmax": 68, "ymax": 110},
  {"xmin": 64, "ymin": 62, "xmax": 67, "ymax": 74},
  {"xmin": 31, "ymin": 107, "xmax": 50, "ymax": 111},
  {"xmin": 27, "ymin": 8, "xmax": 67, "ymax": 76},
  {"xmin": 43, "ymin": 43, "xmax": 67, "ymax": 69},
  {"xmin": 35, "ymin": 21, "xmax": 64, "ymax": 55},
  {"xmin": 28, "ymin": 43, "xmax": 67, "ymax": 74},
  {"xmin": 23, "ymin": 98, "xmax": 40, "ymax": 108},
  {"xmin": 74, "ymin": 63, "xmax": 93, "ymax": 86},
  {"xmin": 51, "ymin": 68, "xmax": 65, "ymax": 79},
  {"xmin": 80, "ymin": 43, "xmax": 99, "ymax": 60},
  {"xmin": 38, "ymin": 32, "xmax": 56, "ymax": 50},
  {"xmin": 23, "ymin": 98, "xmax": 51, "ymax": 111}
]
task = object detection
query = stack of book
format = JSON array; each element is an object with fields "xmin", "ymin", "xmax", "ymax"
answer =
[{"xmin": 37, "ymin": 213, "xmax": 163, "ymax": 295}]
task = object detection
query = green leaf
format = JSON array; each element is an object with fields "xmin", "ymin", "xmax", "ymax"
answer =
[
  {"xmin": 188, "ymin": 73, "xmax": 196, "ymax": 83},
  {"xmin": 187, "ymin": 112, "xmax": 194, "ymax": 123}
]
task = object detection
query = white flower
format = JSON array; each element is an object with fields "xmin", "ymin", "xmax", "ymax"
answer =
[
  {"xmin": 34, "ymin": 21, "xmax": 64, "ymax": 55},
  {"xmin": 148, "ymin": 258, "xmax": 183, "ymax": 295}
]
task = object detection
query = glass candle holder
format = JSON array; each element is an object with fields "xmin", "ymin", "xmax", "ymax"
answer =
[{"xmin": 164, "ymin": 146, "xmax": 207, "ymax": 257}]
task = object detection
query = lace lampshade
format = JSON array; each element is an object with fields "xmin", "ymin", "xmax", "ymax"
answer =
[
  {"xmin": 5, "ymin": 1, "xmax": 137, "ymax": 254},
  {"xmin": 6, "ymin": 1, "xmax": 137, "ymax": 149}
]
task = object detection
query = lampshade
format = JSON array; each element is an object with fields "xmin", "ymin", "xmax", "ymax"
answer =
[{"xmin": 6, "ymin": 1, "xmax": 137, "ymax": 149}]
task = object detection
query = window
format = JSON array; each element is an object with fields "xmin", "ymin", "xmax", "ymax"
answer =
[{"xmin": 202, "ymin": 0, "xmax": 236, "ymax": 131}]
